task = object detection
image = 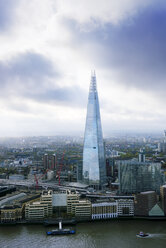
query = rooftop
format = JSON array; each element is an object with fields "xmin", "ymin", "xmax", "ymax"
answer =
[
  {"xmin": 0, "ymin": 193, "xmax": 26, "ymax": 207},
  {"xmin": 140, "ymin": 191, "xmax": 155, "ymax": 194}
]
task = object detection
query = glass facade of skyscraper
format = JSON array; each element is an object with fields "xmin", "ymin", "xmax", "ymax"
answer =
[
  {"xmin": 118, "ymin": 160, "xmax": 163, "ymax": 194},
  {"xmin": 82, "ymin": 72, "xmax": 106, "ymax": 187}
]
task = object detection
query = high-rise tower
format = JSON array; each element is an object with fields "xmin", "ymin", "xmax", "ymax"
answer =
[{"xmin": 82, "ymin": 72, "xmax": 106, "ymax": 188}]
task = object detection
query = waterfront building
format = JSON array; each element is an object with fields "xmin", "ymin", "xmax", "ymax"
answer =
[
  {"xmin": 0, "ymin": 192, "xmax": 27, "ymax": 207},
  {"xmin": 0, "ymin": 205, "xmax": 22, "ymax": 222},
  {"xmin": 0, "ymin": 193, "xmax": 40, "ymax": 222},
  {"xmin": 25, "ymin": 190, "xmax": 53, "ymax": 220},
  {"xmin": 83, "ymin": 72, "xmax": 106, "ymax": 188},
  {"xmin": 25, "ymin": 201, "xmax": 49, "ymax": 220},
  {"xmin": 118, "ymin": 160, "xmax": 162, "ymax": 194},
  {"xmin": 67, "ymin": 190, "xmax": 79, "ymax": 215},
  {"xmin": 52, "ymin": 192, "xmax": 67, "ymax": 207},
  {"xmin": 117, "ymin": 199, "xmax": 134, "ymax": 216},
  {"xmin": 92, "ymin": 201, "xmax": 118, "ymax": 220},
  {"xmin": 160, "ymin": 185, "xmax": 166, "ymax": 215},
  {"xmin": 149, "ymin": 203, "xmax": 164, "ymax": 216},
  {"xmin": 71, "ymin": 200, "xmax": 91, "ymax": 219},
  {"xmin": 41, "ymin": 190, "xmax": 53, "ymax": 216},
  {"xmin": 135, "ymin": 191, "xmax": 157, "ymax": 216},
  {"xmin": 52, "ymin": 191, "xmax": 67, "ymax": 217}
]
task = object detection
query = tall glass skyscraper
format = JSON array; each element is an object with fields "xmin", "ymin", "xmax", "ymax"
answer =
[{"xmin": 82, "ymin": 72, "xmax": 106, "ymax": 187}]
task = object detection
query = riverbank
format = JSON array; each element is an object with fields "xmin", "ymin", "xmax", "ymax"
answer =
[{"xmin": 0, "ymin": 216, "xmax": 166, "ymax": 226}]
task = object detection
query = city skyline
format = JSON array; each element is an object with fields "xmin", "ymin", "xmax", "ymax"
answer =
[{"xmin": 1, "ymin": 1, "xmax": 166, "ymax": 136}]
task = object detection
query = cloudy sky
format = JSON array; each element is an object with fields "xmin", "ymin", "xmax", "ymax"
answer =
[{"xmin": 0, "ymin": 0, "xmax": 166, "ymax": 137}]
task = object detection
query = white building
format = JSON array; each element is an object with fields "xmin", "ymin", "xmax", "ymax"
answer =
[
  {"xmin": 117, "ymin": 199, "xmax": 134, "ymax": 216},
  {"xmin": 92, "ymin": 202, "xmax": 118, "ymax": 220}
]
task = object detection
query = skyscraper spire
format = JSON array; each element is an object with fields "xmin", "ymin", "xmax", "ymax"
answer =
[
  {"xmin": 91, "ymin": 70, "xmax": 96, "ymax": 77},
  {"xmin": 90, "ymin": 70, "xmax": 97, "ymax": 92},
  {"xmin": 82, "ymin": 72, "xmax": 106, "ymax": 188}
]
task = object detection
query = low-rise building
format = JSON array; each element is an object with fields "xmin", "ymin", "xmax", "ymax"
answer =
[
  {"xmin": 92, "ymin": 201, "xmax": 118, "ymax": 220},
  {"xmin": 25, "ymin": 190, "xmax": 53, "ymax": 220},
  {"xmin": 0, "ymin": 205, "xmax": 22, "ymax": 222},
  {"xmin": 149, "ymin": 203, "xmax": 164, "ymax": 216},
  {"xmin": 67, "ymin": 190, "xmax": 79, "ymax": 215},
  {"xmin": 72, "ymin": 200, "xmax": 91, "ymax": 219},
  {"xmin": 0, "ymin": 193, "xmax": 27, "ymax": 207},
  {"xmin": 25, "ymin": 201, "xmax": 49, "ymax": 220},
  {"xmin": 135, "ymin": 191, "xmax": 157, "ymax": 216},
  {"xmin": 160, "ymin": 185, "xmax": 166, "ymax": 215},
  {"xmin": 0, "ymin": 192, "xmax": 40, "ymax": 222},
  {"xmin": 117, "ymin": 199, "xmax": 134, "ymax": 216},
  {"xmin": 41, "ymin": 190, "xmax": 53, "ymax": 216}
]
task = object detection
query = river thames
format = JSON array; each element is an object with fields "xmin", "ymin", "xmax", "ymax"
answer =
[{"xmin": 0, "ymin": 220, "xmax": 166, "ymax": 248}]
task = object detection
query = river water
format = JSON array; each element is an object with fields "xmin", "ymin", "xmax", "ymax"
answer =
[{"xmin": 0, "ymin": 220, "xmax": 166, "ymax": 248}]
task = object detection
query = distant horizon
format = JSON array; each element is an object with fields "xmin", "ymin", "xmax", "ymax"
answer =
[{"xmin": 0, "ymin": 129, "xmax": 164, "ymax": 139}]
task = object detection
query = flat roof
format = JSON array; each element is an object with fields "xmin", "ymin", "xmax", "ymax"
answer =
[
  {"xmin": 65, "ymin": 182, "xmax": 89, "ymax": 189},
  {"xmin": 140, "ymin": 191, "xmax": 155, "ymax": 194},
  {"xmin": 0, "ymin": 193, "xmax": 26, "ymax": 207}
]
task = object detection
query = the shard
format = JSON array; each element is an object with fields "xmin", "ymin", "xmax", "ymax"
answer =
[{"xmin": 82, "ymin": 72, "xmax": 106, "ymax": 188}]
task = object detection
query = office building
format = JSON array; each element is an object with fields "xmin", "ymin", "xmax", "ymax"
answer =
[
  {"xmin": 158, "ymin": 130, "xmax": 166, "ymax": 153},
  {"xmin": 71, "ymin": 200, "xmax": 91, "ymax": 219},
  {"xmin": 118, "ymin": 160, "xmax": 162, "ymax": 194},
  {"xmin": 0, "ymin": 205, "xmax": 22, "ymax": 222},
  {"xmin": 92, "ymin": 201, "xmax": 118, "ymax": 220},
  {"xmin": 25, "ymin": 190, "xmax": 53, "ymax": 220},
  {"xmin": 117, "ymin": 199, "xmax": 134, "ymax": 216},
  {"xmin": 25, "ymin": 201, "xmax": 49, "ymax": 220},
  {"xmin": 138, "ymin": 149, "xmax": 145, "ymax": 163},
  {"xmin": 83, "ymin": 72, "xmax": 106, "ymax": 188},
  {"xmin": 43, "ymin": 154, "xmax": 56, "ymax": 170},
  {"xmin": 41, "ymin": 190, "xmax": 53, "ymax": 216},
  {"xmin": 67, "ymin": 190, "xmax": 79, "ymax": 215},
  {"xmin": 135, "ymin": 191, "xmax": 157, "ymax": 216},
  {"xmin": 149, "ymin": 204, "xmax": 164, "ymax": 216},
  {"xmin": 160, "ymin": 185, "xmax": 166, "ymax": 215}
]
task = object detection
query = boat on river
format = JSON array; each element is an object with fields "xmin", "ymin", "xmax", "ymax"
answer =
[
  {"xmin": 136, "ymin": 231, "xmax": 149, "ymax": 238},
  {"xmin": 46, "ymin": 221, "xmax": 75, "ymax": 235}
]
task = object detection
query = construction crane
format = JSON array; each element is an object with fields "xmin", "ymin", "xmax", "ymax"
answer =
[
  {"xmin": 34, "ymin": 174, "xmax": 39, "ymax": 189},
  {"xmin": 34, "ymin": 170, "xmax": 48, "ymax": 190}
]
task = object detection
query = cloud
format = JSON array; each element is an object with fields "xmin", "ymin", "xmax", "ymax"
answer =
[
  {"xmin": 68, "ymin": 2, "xmax": 166, "ymax": 97},
  {"xmin": 0, "ymin": 0, "xmax": 19, "ymax": 31},
  {"xmin": 56, "ymin": 0, "xmax": 155, "ymax": 27},
  {"xmin": 28, "ymin": 86, "xmax": 86, "ymax": 107},
  {"xmin": 0, "ymin": 52, "xmax": 56, "ymax": 92},
  {"xmin": 0, "ymin": 51, "xmax": 86, "ymax": 110}
]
